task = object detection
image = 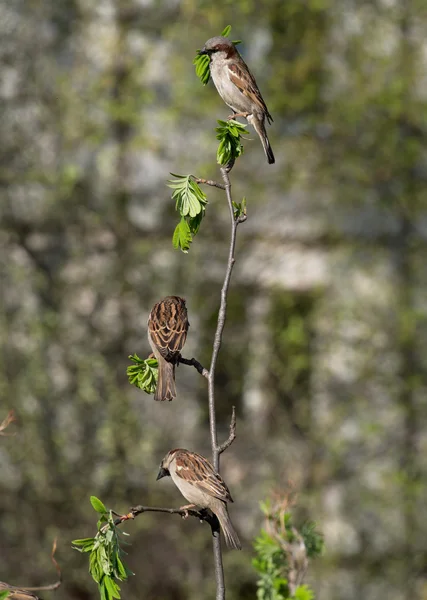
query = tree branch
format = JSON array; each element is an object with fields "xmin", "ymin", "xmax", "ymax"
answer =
[
  {"xmin": 206, "ymin": 164, "xmax": 244, "ymax": 600},
  {"xmin": 192, "ymin": 176, "xmax": 225, "ymax": 190},
  {"xmin": 112, "ymin": 505, "xmax": 220, "ymax": 538},
  {"xmin": 178, "ymin": 355, "xmax": 209, "ymax": 379}
]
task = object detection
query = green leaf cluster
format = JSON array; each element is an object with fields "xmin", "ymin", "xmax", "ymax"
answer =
[
  {"xmin": 193, "ymin": 53, "xmax": 210, "ymax": 85},
  {"xmin": 253, "ymin": 500, "xmax": 323, "ymax": 600},
  {"xmin": 126, "ymin": 354, "xmax": 158, "ymax": 394},
  {"xmin": 168, "ymin": 175, "xmax": 207, "ymax": 252},
  {"xmin": 216, "ymin": 120, "xmax": 249, "ymax": 166},
  {"xmin": 0, "ymin": 591, "xmax": 10, "ymax": 600},
  {"xmin": 253, "ymin": 529, "xmax": 290, "ymax": 600},
  {"xmin": 72, "ymin": 497, "xmax": 134, "ymax": 600}
]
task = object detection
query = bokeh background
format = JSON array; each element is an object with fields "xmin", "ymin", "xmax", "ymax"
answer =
[{"xmin": 1, "ymin": 1, "xmax": 427, "ymax": 599}]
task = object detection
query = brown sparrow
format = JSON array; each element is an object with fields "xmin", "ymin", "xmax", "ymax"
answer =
[
  {"xmin": 148, "ymin": 296, "xmax": 189, "ymax": 401},
  {"xmin": 199, "ymin": 36, "xmax": 275, "ymax": 164},
  {"xmin": 0, "ymin": 583, "xmax": 41, "ymax": 600},
  {"xmin": 157, "ymin": 448, "xmax": 242, "ymax": 550}
]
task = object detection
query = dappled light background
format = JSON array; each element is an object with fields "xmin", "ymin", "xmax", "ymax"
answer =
[{"xmin": 1, "ymin": 1, "xmax": 427, "ymax": 599}]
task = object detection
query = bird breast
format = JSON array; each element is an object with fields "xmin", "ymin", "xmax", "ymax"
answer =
[
  {"xmin": 170, "ymin": 464, "xmax": 210, "ymax": 508},
  {"xmin": 210, "ymin": 58, "xmax": 252, "ymax": 114}
]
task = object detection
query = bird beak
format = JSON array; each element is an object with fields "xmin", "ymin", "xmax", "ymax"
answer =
[
  {"xmin": 198, "ymin": 48, "xmax": 207, "ymax": 56},
  {"xmin": 156, "ymin": 467, "xmax": 169, "ymax": 481}
]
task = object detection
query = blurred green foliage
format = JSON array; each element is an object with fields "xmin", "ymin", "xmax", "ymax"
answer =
[{"xmin": 253, "ymin": 497, "xmax": 323, "ymax": 600}]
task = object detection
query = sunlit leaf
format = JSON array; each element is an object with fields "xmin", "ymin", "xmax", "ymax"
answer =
[{"xmin": 91, "ymin": 496, "xmax": 107, "ymax": 514}]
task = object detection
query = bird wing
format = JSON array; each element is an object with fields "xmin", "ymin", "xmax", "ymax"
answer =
[
  {"xmin": 174, "ymin": 451, "xmax": 233, "ymax": 503},
  {"xmin": 228, "ymin": 61, "xmax": 273, "ymax": 124},
  {"xmin": 148, "ymin": 299, "xmax": 189, "ymax": 360}
]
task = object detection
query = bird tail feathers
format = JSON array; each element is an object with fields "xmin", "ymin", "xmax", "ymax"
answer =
[
  {"xmin": 251, "ymin": 116, "xmax": 275, "ymax": 165},
  {"xmin": 216, "ymin": 504, "xmax": 242, "ymax": 550},
  {"xmin": 155, "ymin": 359, "xmax": 176, "ymax": 401}
]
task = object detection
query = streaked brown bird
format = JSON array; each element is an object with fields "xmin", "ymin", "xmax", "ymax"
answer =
[
  {"xmin": 157, "ymin": 448, "xmax": 242, "ymax": 550},
  {"xmin": 199, "ymin": 36, "xmax": 275, "ymax": 164},
  {"xmin": 148, "ymin": 296, "xmax": 189, "ymax": 401}
]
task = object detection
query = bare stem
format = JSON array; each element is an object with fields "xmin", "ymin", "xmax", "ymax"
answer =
[
  {"xmin": 111, "ymin": 505, "xmax": 220, "ymax": 537},
  {"xmin": 178, "ymin": 355, "xmax": 209, "ymax": 379},
  {"xmin": 208, "ymin": 166, "xmax": 241, "ymax": 470},
  {"xmin": 192, "ymin": 176, "xmax": 226, "ymax": 190},
  {"xmin": 207, "ymin": 165, "xmax": 244, "ymax": 600}
]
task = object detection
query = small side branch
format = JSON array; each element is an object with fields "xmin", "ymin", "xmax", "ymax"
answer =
[
  {"xmin": 217, "ymin": 406, "xmax": 236, "ymax": 455},
  {"xmin": 15, "ymin": 539, "xmax": 61, "ymax": 592},
  {"xmin": 0, "ymin": 410, "xmax": 17, "ymax": 436},
  {"xmin": 178, "ymin": 355, "xmax": 209, "ymax": 379},
  {"xmin": 113, "ymin": 505, "xmax": 220, "ymax": 538},
  {"xmin": 192, "ymin": 176, "xmax": 226, "ymax": 190}
]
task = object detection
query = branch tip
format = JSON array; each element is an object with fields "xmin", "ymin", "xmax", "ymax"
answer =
[{"xmin": 218, "ymin": 406, "xmax": 237, "ymax": 454}]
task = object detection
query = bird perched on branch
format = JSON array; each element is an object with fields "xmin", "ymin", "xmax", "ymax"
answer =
[
  {"xmin": 199, "ymin": 36, "xmax": 275, "ymax": 164},
  {"xmin": 157, "ymin": 448, "xmax": 242, "ymax": 550},
  {"xmin": 148, "ymin": 296, "xmax": 189, "ymax": 401}
]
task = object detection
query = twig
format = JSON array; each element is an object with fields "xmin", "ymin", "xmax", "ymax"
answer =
[
  {"xmin": 217, "ymin": 406, "xmax": 236, "ymax": 455},
  {"xmin": 208, "ymin": 166, "xmax": 242, "ymax": 468},
  {"xmin": 192, "ymin": 176, "xmax": 226, "ymax": 190},
  {"xmin": 0, "ymin": 410, "xmax": 17, "ymax": 436},
  {"xmin": 178, "ymin": 355, "xmax": 209, "ymax": 379},
  {"xmin": 206, "ymin": 165, "xmax": 244, "ymax": 600},
  {"xmin": 15, "ymin": 539, "xmax": 61, "ymax": 592},
  {"xmin": 112, "ymin": 505, "xmax": 220, "ymax": 538}
]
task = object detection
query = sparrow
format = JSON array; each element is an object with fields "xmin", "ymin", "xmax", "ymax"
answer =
[
  {"xmin": 0, "ymin": 583, "xmax": 42, "ymax": 600},
  {"xmin": 148, "ymin": 296, "xmax": 189, "ymax": 401},
  {"xmin": 199, "ymin": 36, "xmax": 275, "ymax": 165},
  {"xmin": 157, "ymin": 448, "xmax": 242, "ymax": 550}
]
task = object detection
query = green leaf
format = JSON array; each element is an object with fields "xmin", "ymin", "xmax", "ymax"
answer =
[
  {"xmin": 172, "ymin": 217, "xmax": 193, "ymax": 253},
  {"xmin": 168, "ymin": 175, "xmax": 207, "ymax": 218},
  {"xmin": 221, "ymin": 25, "xmax": 232, "ymax": 37},
  {"xmin": 115, "ymin": 556, "xmax": 128, "ymax": 580},
  {"xmin": 72, "ymin": 537, "xmax": 96, "ymax": 552},
  {"xmin": 91, "ymin": 496, "xmax": 107, "ymax": 514},
  {"xmin": 72, "ymin": 537, "xmax": 96, "ymax": 546},
  {"xmin": 99, "ymin": 580, "xmax": 108, "ymax": 600},
  {"xmin": 193, "ymin": 53, "xmax": 210, "ymax": 85},
  {"xmin": 104, "ymin": 576, "xmax": 121, "ymax": 599},
  {"xmin": 0, "ymin": 591, "xmax": 10, "ymax": 600},
  {"xmin": 188, "ymin": 211, "xmax": 204, "ymax": 235},
  {"xmin": 90, "ymin": 549, "xmax": 102, "ymax": 583}
]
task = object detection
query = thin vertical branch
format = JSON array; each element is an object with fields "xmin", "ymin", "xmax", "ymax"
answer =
[{"xmin": 207, "ymin": 165, "xmax": 246, "ymax": 600}]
